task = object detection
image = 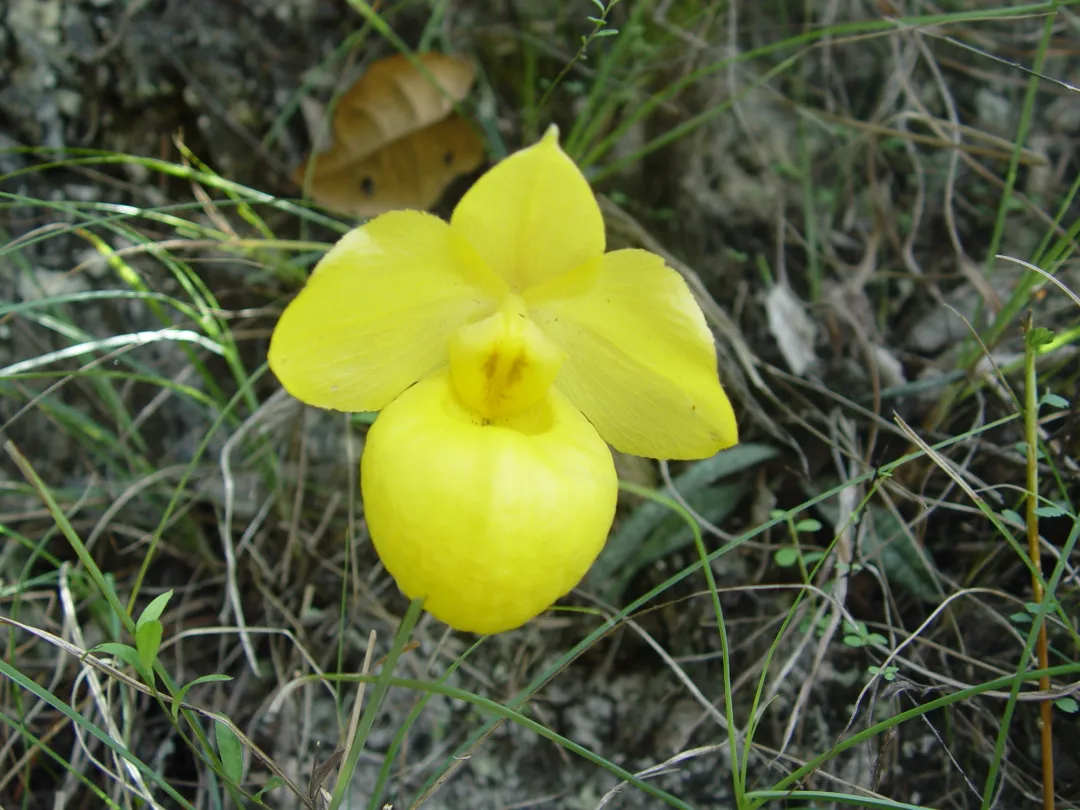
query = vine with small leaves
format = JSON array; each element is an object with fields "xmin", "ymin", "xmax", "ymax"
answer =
[{"xmin": 536, "ymin": 0, "xmax": 622, "ymax": 113}]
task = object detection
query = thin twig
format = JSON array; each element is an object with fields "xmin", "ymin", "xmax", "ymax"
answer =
[{"xmin": 1022, "ymin": 313, "xmax": 1055, "ymax": 810}]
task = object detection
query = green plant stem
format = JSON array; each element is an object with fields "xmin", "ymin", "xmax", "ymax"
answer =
[
  {"xmin": 4, "ymin": 441, "xmax": 135, "ymax": 636},
  {"xmin": 979, "ymin": 503, "xmax": 1078, "ymax": 809},
  {"xmin": 1023, "ymin": 315, "xmax": 1055, "ymax": 810},
  {"xmin": 0, "ymin": 657, "xmax": 196, "ymax": 808},
  {"xmin": 982, "ymin": 9, "xmax": 1056, "ymax": 281},
  {"xmin": 275, "ymin": 672, "xmax": 696, "ymax": 809},
  {"xmin": 327, "ymin": 598, "xmax": 425, "ymax": 810},
  {"xmin": 536, "ymin": 0, "xmax": 621, "ymax": 114},
  {"xmin": 756, "ymin": 663, "xmax": 1077, "ymax": 809},
  {"xmin": 747, "ymin": 790, "xmax": 935, "ymax": 810},
  {"xmin": 621, "ymin": 482, "xmax": 744, "ymax": 808},
  {"xmin": 368, "ymin": 637, "xmax": 486, "ymax": 810}
]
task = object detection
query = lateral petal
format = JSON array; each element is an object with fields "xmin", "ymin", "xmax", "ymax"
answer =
[
  {"xmin": 530, "ymin": 249, "xmax": 738, "ymax": 459},
  {"xmin": 269, "ymin": 211, "xmax": 501, "ymax": 412}
]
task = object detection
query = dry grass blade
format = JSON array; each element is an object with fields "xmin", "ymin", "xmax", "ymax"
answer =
[{"xmin": 997, "ymin": 255, "xmax": 1080, "ymax": 311}]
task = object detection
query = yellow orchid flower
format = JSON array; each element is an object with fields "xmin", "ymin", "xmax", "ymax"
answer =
[{"xmin": 269, "ymin": 127, "xmax": 738, "ymax": 634}]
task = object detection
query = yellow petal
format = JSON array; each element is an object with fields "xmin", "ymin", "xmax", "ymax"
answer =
[
  {"xmin": 529, "ymin": 249, "xmax": 738, "ymax": 459},
  {"xmin": 450, "ymin": 126, "xmax": 604, "ymax": 291},
  {"xmin": 448, "ymin": 293, "xmax": 564, "ymax": 418},
  {"xmin": 361, "ymin": 368, "xmax": 617, "ymax": 634},
  {"xmin": 268, "ymin": 211, "xmax": 504, "ymax": 412}
]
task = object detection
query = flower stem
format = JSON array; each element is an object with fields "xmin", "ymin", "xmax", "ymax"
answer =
[
  {"xmin": 1023, "ymin": 313, "xmax": 1055, "ymax": 810},
  {"xmin": 327, "ymin": 598, "xmax": 425, "ymax": 810}
]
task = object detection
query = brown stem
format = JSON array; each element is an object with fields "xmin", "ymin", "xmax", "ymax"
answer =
[{"xmin": 1024, "ymin": 312, "xmax": 1055, "ymax": 810}]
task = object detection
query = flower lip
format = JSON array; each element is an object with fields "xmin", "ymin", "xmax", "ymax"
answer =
[{"xmin": 360, "ymin": 368, "xmax": 618, "ymax": 634}]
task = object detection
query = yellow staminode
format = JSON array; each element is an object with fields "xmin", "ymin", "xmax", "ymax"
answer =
[
  {"xmin": 448, "ymin": 293, "xmax": 564, "ymax": 419},
  {"xmin": 269, "ymin": 126, "xmax": 738, "ymax": 634}
]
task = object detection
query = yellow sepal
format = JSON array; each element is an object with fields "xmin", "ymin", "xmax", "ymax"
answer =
[{"xmin": 450, "ymin": 126, "xmax": 605, "ymax": 291}]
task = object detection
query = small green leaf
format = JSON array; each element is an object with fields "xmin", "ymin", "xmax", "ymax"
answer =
[
  {"xmin": 1040, "ymin": 392, "xmax": 1069, "ymax": 409},
  {"xmin": 135, "ymin": 620, "xmax": 163, "ymax": 675},
  {"xmin": 215, "ymin": 719, "xmax": 244, "ymax": 784},
  {"xmin": 1014, "ymin": 442, "xmax": 1047, "ymax": 460},
  {"xmin": 92, "ymin": 642, "xmax": 151, "ymax": 682},
  {"xmin": 1009, "ymin": 612, "xmax": 1031, "ymax": 624},
  {"xmin": 1026, "ymin": 327, "xmax": 1054, "ymax": 349},
  {"xmin": 172, "ymin": 673, "xmax": 233, "ymax": 719},
  {"xmin": 774, "ymin": 547, "xmax": 799, "ymax": 567},
  {"xmin": 590, "ymin": 0, "xmax": 605, "ymax": 10},
  {"xmin": 595, "ymin": 28, "xmax": 619, "ymax": 36},
  {"xmin": 1054, "ymin": 697, "xmax": 1078, "ymax": 714},
  {"xmin": 844, "ymin": 620, "xmax": 867, "ymax": 636},
  {"xmin": 1001, "ymin": 509, "xmax": 1023, "ymax": 526},
  {"xmin": 843, "ymin": 635, "xmax": 865, "ymax": 648},
  {"xmin": 865, "ymin": 632, "xmax": 887, "ymax": 646},
  {"xmin": 137, "ymin": 589, "xmax": 173, "ymax": 631},
  {"xmin": 1024, "ymin": 599, "xmax": 1059, "ymax": 615},
  {"xmin": 869, "ymin": 665, "xmax": 898, "ymax": 681},
  {"xmin": 802, "ymin": 551, "xmax": 826, "ymax": 566},
  {"xmin": 1034, "ymin": 504, "xmax": 1068, "ymax": 519},
  {"xmin": 253, "ymin": 776, "xmax": 284, "ymax": 801},
  {"xmin": 794, "ymin": 518, "xmax": 822, "ymax": 533}
]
